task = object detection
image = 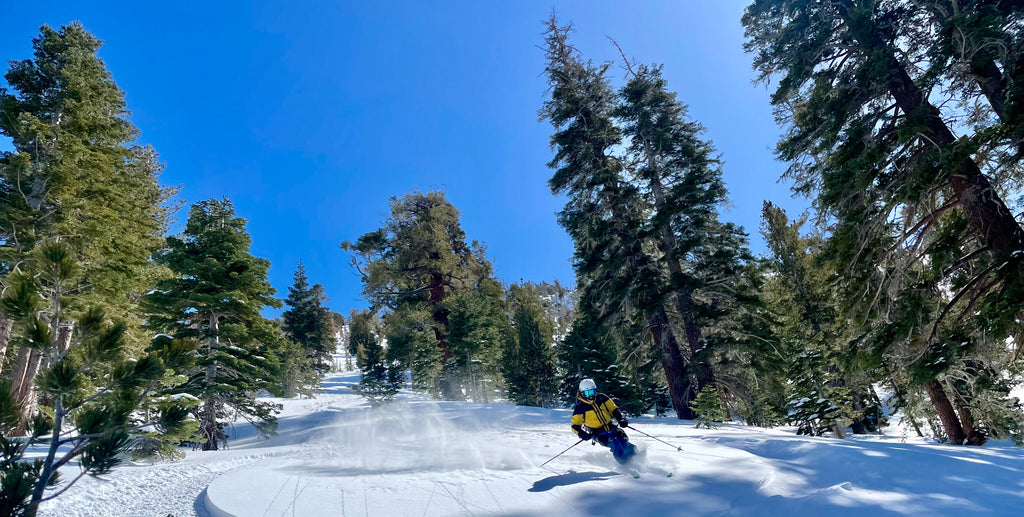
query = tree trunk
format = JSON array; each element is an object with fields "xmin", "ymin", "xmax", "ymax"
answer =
[
  {"xmin": 201, "ymin": 398, "xmax": 220, "ymax": 451},
  {"xmin": 203, "ymin": 314, "xmax": 221, "ymax": 450},
  {"xmin": 30, "ymin": 395, "xmax": 64, "ymax": 512},
  {"xmin": 55, "ymin": 324, "xmax": 73, "ymax": 357},
  {"xmin": 427, "ymin": 273, "xmax": 463, "ymax": 401},
  {"xmin": 924, "ymin": 4, "xmax": 1011, "ymax": 124},
  {"xmin": 627, "ymin": 163, "xmax": 705, "ymax": 420},
  {"xmin": 650, "ymin": 305, "xmax": 696, "ymax": 420},
  {"xmin": 909, "ymin": 417, "xmax": 925, "ymax": 438},
  {"xmin": 0, "ymin": 316, "xmax": 12, "ymax": 368},
  {"xmin": 11, "ymin": 349, "xmax": 44, "ymax": 436},
  {"xmin": 646, "ymin": 149, "xmax": 717, "ymax": 391},
  {"xmin": 948, "ymin": 384, "xmax": 988, "ymax": 446},
  {"xmin": 923, "ymin": 379, "xmax": 967, "ymax": 445},
  {"xmin": 850, "ymin": 401, "xmax": 868, "ymax": 435},
  {"xmin": 838, "ymin": 0, "xmax": 1024, "ymax": 259},
  {"xmin": 9, "ymin": 347, "xmax": 32, "ymax": 435},
  {"xmin": 832, "ymin": 423, "xmax": 847, "ymax": 439}
]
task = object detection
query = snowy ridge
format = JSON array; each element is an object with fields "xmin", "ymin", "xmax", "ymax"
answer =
[{"xmin": 40, "ymin": 369, "xmax": 1024, "ymax": 516}]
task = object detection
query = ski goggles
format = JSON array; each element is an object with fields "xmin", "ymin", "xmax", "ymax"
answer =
[{"xmin": 583, "ymin": 389, "xmax": 596, "ymax": 398}]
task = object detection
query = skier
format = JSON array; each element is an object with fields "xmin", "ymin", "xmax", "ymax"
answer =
[{"xmin": 571, "ymin": 378, "xmax": 635, "ymax": 463}]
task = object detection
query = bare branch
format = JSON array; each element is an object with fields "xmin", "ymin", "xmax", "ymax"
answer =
[{"xmin": 607, "ymin": 37, "xmax": 635, "ymax": 77}]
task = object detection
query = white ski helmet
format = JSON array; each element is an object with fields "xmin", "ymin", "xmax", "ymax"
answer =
[{"xmin": 579, "ymin": 378, "xmax": 597, "ymax": 399}]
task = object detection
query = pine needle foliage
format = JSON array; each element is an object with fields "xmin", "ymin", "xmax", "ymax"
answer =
[
  {"xmin": 341, "ymin": 190, "xmax": 492, "ymax": 400},
  {"xmin": 743, "ymin": 0, "xmax": 1024, "ymax": 445},
  {"xmin": 0, "ymin": 23, "xmax": 177, "ymax": 346},
  {"xmin": 282, "ymin": 262, "xmax": 336, "ymax": 382},
  {"xmin": 502, "ymin": 283, "xmax": 558, "ymax": 408},
  {"xmin": 691, "ymin": 386, "xmax": 727, "ymax": 430},
  {"xmin": 0, "ymin": 242, "xmax": 194, "ymax": 516},
  {"xmin": 144, "ymin": 199, "xmax": 282, "ymax": 451}
]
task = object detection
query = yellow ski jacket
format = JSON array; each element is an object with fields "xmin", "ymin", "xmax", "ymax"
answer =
[{"xmin": 571, "ymin": 392, "xmax": 624, "ymax": 436}]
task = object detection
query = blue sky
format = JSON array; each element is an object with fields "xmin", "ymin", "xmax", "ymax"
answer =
[{"xmin": 1, "ymin": 1, "xmax": 809, "ymax": 317}]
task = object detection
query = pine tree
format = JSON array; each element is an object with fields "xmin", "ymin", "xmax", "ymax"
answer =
[
  {"xmin": 540, "ymin": 17, "xmax": 693, "ymax": 418},
  {"xmin": 616, "ymin": 64, "xmax": 724, "ymax": 398},
  {"xmin": 0, "ymin": 242, "xmax": 193, "ymax": 516},
  {"xmin": 281, "ymin": 262, "xmax": 335, "ymax": 381},
  {"xmin": 761, "ymin": 203, "xmax": 885, "ymax": 437},
  {"xmin": 502, "ymin": 283, "xmax": 558, "ymax": 408},
  {"xmin": 617, "ymin": 64, "xmax": 771, "ymax": 418},
  {"xmin": 0, "ymin": 23, "xmax": 176, "ymax": 407},
  {"xmin": 0, "ymin": 23, "xmax": 175, "ymax": 343},
  {"xmin": 348, "ymin": 310, "xmax": 401, "ymax": 404},
  {"xmin": 341, "ymin": 190, "xmax": 491, "ymax": 400},
  {"xmin": 446, "ymin": 278, "xmax": 509, "ymax": 402},
  {"xmin": 691, "ymin": 385, "xmax": 728, "ymax": 430},
  {"xmin": 532, "ymin": 280, "xmax": 576, "ymax": 343},
  {"xmin": 265, "ymin": 325, "xmax": 317, "ymax": 399},
  {"xmin": 144, "ymin": 199, "xmax": 282, "ymax": 450},
  {"xmin": 743, "ymin": 0, "xmax": 1024, "ymax": 445},
  {"xmin": 347, "ymin": 309, "xmax": 377, "ymax": 370},
  {"xmin": 354, "ymin": 338, "xmax": 403, "ymax": 406},
  {"xmin": 556, "ymin": 302, "xmax": 644, "ymax": 413}
]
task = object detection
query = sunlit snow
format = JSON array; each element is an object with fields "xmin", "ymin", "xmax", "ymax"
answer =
[{"xmin": 37, "ymin": 352, "xmax": 1024, "ymax": 517}]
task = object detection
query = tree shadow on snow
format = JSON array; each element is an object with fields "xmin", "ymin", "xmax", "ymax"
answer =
[
  {"xmin": 528, "ymin": 470, "xmax": 620, "ymax": 492},
  {"xmin": 697, "ymin": 434, "xmax": 1024, "ymax": 514}
]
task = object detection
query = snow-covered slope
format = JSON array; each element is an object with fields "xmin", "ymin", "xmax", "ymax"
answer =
[{"xmin": 40, "ymin": 369, "xmax": 1024, "ymax": 516}]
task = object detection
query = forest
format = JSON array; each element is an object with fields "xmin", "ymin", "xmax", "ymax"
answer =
[{"xmin": 2, "ymin": 2, "xmax": 1024, "ymax": 515}]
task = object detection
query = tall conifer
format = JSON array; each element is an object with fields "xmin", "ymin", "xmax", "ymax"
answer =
[
  {"xmin": 282, "ymin": 262, "xmax": 335, "ymax": 379},
  {"xmin": 743, "ymin": 0, "xmax": 1024, "ymax": 444},
  {"xmin": 541, "ymin": 17, "xmax": 699, "ymax": 418},
  {"xmin": 0, "ymin": 23, "xmax": 175, "ymax": 335},
  {"xmin": 502, "ymin": 283, "xmax": 558, "ymax": 408},
  {"xmin": 0, "ymin": 24, "xmax": 175, "ymax": 407},
  {"xmin": 144, "ymin": 199, "xmax": 282, "ymax": 450},
  {"xmin": 342, "ymin": 190, "xmax": 491, "ymax": 400},
  {"xmin": 447, "ymin": 278, "xmax": 509, "ymax": 402},
  {"xmin": 617, "ymin": 65, "xmax": 770, "ymax": 415}
]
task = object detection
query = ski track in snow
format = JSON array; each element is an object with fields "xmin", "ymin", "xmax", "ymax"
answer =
[
  {"xmin": 37, "ymin": 362, "xmax": 1024, "ymax": 517},
  {"xmin": 38, "ymin": 451, "xmax": 271, "ymax": 517}
]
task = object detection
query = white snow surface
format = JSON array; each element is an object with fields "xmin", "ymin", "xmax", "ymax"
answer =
[{"xmin": 39, "ymin": 368, "xmax": 1024, "ymax": 516}]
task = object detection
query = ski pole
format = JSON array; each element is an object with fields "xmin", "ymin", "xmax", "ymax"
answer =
[
  {"xmin": 540, "ymin": 439, "xmax": 585, "ymax": 468},
  {"xmin": 623, "ymin": 425, "xmax": 684, "ymax": 452}
]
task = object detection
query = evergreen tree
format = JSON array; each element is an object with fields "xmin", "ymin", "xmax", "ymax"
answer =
[
  {"xmin": 144, "ymin": 199, "xmax": 282, "ymax": 450},
  {"xmin": 691, "ymin": 386, "xmax": 728, "ymax": 430},
  {"xmin": 354, "ymin": 338, "xmax": 403, "ymax": 406},
  {"xmin": 0, "ymin": 242, "xmax": 193, "ymax": 516},
  {"xmin": 0, "ymin": 23, "xmax": 176, "ymax": 406},
  {"xmin": 540, "ymin": 17, "xmax": 693, "ymax": 418},
  {"xmin": 616, "ymin": 64, "xmax": 725, "ymax": 402},
  {"xmin": 0, "ymin": 23, "xmax": 175, "ymax": 343},
  {"xmin": 281, "ymin": 262, "xmax": 335, "ymax": 380},
  {"xmin": 761, "ymin": 203, "xmax": 885, "ymax": 437},
  {"xmin": 341, "ymin": 190, "xmax": 491, "ymax": 400},
  {"xmin": 446, "ymin": 278, "xmax": 509, "ymax": 402},
  {"xmin": 617, "ymin": 64, "xmax": 771, "ymax": 419},
  {"xmin": 556, "ymin": 302, "xmax": 648, "ymax": 415},
  {"xmin": 743, "ymin": 0, "xmax": 1024, "ymax": 445},
  {"xmin": 348, "ymin": 310, "xmax": 402, "ymax": 404},
  {"xmin": 265, "ymin": 325, "xmax": 317, "ymax": 399},
  {"xmin": 379, "ymin": 308, "xmax": 436, "ymax": 391},
  {"xmin": 502, "ymin": 283, "xmax": 558, "ymax": 408},
  {"xmin": 532, "ymin": 280, "xmax": 576, "ymax": 343},
  {"xmin": 347, "ymin": 309, "xmax": 377, "ymax": 369}
]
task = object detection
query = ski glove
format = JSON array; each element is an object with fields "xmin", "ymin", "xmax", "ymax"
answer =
[
  {"xmin": 619, "ymin": 418, "xmax": 629, "ymax": 428},
  {"xmin": 577, "ymin": 429, "xmax": 592, "ymax": 441}
]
